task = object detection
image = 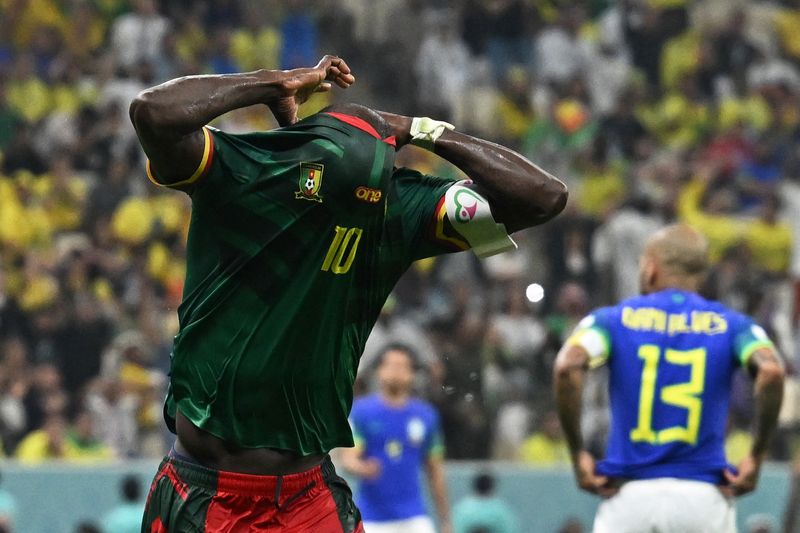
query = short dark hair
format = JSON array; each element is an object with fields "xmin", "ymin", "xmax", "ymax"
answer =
[
  {"xmin": 474, "ymin": 472, "xmax": 495, "ymax": 495},
  {"xmin": 74, "ymin": 523, "xmax": 101, "ymax": 533},
  {"xmin": 373, "ymin": 343, "xmax": 420, "ymax": 371},
  {"xmin": 121, "ymin": 475, "xmax": 141, "ymax": 502}
]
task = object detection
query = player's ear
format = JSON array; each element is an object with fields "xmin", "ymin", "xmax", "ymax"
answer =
[{"xmin": 639, "ymin": 255, "xmax": 657, "ymax": 294}]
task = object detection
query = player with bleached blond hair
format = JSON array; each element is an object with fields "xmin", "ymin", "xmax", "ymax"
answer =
[{"xmin": 555, "ymin": 224, "xmax": 785, "ymax": 533}]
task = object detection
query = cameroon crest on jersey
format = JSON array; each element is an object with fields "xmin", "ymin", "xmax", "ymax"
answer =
[{"xmin": 295, "ymin": 162, "xmax": 325, "ymax": 202}]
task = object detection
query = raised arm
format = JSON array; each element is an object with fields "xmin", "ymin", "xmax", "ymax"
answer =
[
  {"xmin": 320, "ymin": 104, "xmax": 568, "ymax": 233},
  {"xmin": 129, "ymin": 56, "xmax": 354, "ymax": 185},
  {"xmin": 723, "ymin": 347, "xmax": 785, "ymax": 496},
  {"xmin": 430, "ymin": 129, "xmax": 568, "ymax": 232}
]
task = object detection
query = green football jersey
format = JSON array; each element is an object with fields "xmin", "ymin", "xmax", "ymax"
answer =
[{"xmin": 150, "ymin": 112, "xmax": 469, "ymax": 455}]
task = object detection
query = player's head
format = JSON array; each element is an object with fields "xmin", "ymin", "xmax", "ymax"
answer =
[
  {"xmin": 375, "ymin": 344, "xmax": 417, "ymax": 397},
  {"xmin": 473, "ymin": 472, "xmax": 496, "ymax": 496},
  {"xmin": 639, "ymin": 224, "xmax": 709, "ymax": 294},
  {"xmin": 121, "ymin": 474, "xmax": 141, "ymax": 503}
]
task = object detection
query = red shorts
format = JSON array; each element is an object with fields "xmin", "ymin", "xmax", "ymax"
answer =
[{"xmin": 142, "ymin": 455, "xmax": 364, "ymax": 532}]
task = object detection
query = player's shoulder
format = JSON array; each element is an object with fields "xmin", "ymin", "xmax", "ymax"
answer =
[
  {"xmin": 580, "ymin": 304, "xmax": 622, "ymax": 328},
  {"xmin": 408, "ymin": 397, "xmax": 439, "ymax": 420}
]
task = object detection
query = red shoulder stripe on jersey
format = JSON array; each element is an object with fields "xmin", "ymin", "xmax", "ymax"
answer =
[{"xmin": 325, "ymin": 112, "xmax": 396, "ymax": 146}]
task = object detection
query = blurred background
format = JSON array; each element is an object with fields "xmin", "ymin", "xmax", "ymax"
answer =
[{"xmin": 0, "ymin": 0, "xmax": 799, "ymax": 532}]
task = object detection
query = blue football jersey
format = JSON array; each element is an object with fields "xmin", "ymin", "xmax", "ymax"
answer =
[
  {"xmin": 566, "ymin": 288, "xmax": 776, "ymax": 484},
  {"xmin": 349, "ymin": 393, "xmax": 444, "ymax": 521}
]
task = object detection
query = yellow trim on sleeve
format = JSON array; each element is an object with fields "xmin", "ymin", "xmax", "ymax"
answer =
[
  {"xmin": 739, "ymin": 340, "xmax": 774, "ymax": 367},
  {"xmin": 434, "ymin": 199, "xmax": 470, "ymax": 250},
  {"xmin": 428, "ymin": 444, "xmax": 445, "ymax": 459},
  {"xmin": 146, "ymin": 127, "xmax": 214, "ymax": 188}
]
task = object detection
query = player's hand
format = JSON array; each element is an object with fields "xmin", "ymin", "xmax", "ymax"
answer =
[
  {"xmin": 439, "ymin": 519, "xmax": 454, "ymax": 533},
  {"xmin": 721, "ymin": 454, "xmax": 761, "ymax": 497},
  {"xmin": 358, "ymin": 457, "xmax": 382, "ymax": 480},
  {"xmin": 269, "ymin": 55, "xmax": 355, "ymax": 126},
  {"xmin": 573, "ymin": 450, "xmax": 618, "ymax": 498}
]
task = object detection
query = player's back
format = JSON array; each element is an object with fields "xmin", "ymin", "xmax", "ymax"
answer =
[{"xmin": 587, "ymin": 288, "xmax": 772, "ymax": 483}]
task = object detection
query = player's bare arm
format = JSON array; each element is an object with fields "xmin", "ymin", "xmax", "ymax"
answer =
[
  {"xmin": 723, "ymin": 347, "xmax": 785, "ymax": 497},
  {"xmin": 384, "ymin": 112, "xmax": 568, "ymax": 232},
  {"xmin": 426, "ymin": 455, "xmax": 453, "ymax": 533},
  {"xmin": 322, "ymin": 103, "xmax": 568, "ymax": 233},
  {"xmin": 553, "ymin": 344, "xmax": 617, "ymax": 498},
  {"xmin": 430, "ymin": 128, "xmax": 568, "ymax": 232},
  {"xmin": 129, "ymin": 55, "xmax": 354, "ymax": 185}
]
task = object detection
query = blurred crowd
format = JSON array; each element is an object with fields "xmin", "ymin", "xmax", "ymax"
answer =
[{"xmin": 0, "ymin": 0, "xmax": 799, "ymax": 467}]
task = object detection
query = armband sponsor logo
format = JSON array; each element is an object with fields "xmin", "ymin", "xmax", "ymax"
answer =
[
  {"xmin": 354, "ymin": 186, "xmax": 382, "ymax": 204},
  {"xmin": 453, "ymin": 188, "xmax": 482, "ymax": 222},
  {"xmin": 621, "ymin": 307, "xmax": 728, "ymax": 335},
  {"xmin": 296, "ymin": 162, "xmax": 325, "ymax": 202}
]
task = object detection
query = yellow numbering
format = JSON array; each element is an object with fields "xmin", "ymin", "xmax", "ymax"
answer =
[
  {"xmin": 321, "ymin": 226, "xmax": 363, "ymax": 274},
  {"xmin": 630, "ymin": 345, "xmax": 706, "ymax": 445}
]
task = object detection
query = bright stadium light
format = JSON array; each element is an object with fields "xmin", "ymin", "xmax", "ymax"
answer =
[{"xmin": 526, "ymin": 283, "xmax": 544, "ymax": 303}]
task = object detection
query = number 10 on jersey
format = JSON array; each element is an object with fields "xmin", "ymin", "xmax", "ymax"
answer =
[{"xmin": 322, "ymin": 226, "xmax": 363, "ymax": 274}]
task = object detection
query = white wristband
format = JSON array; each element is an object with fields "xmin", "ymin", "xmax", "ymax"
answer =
[{"xmin": 410, "ymin": 117, "xmax": 454, "ymax": 150}]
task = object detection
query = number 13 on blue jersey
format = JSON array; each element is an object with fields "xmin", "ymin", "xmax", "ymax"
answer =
[{"xmin": 630, "ymin": 345, "xmax": 707, "ymax": 446}]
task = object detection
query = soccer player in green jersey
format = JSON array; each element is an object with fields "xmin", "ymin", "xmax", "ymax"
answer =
[{"xmin": 129, "ymin": 55, "xmax": 567, "ymax": 532}]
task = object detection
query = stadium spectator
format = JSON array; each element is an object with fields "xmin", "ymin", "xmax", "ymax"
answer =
[
  {"xmin": 109, "ymin": 0, "xmax": 170, "ymax": 71},
  {"xmin": 15, "ymin": 410, "xmax": 113, "ymax": 463},
  {"xmin": 535, "ymin": 5, "xmax": 592, "ymax": 85},
  {"xmin": 15, "ymin": 412, "xmax": 68, "ymax": 463},
  {"xmin": 86, "ymin": 377, "xmax": 138, "ymax": 458},
  {"xmin": 102, "ymin": 475, "xmax": 145, "ymax": 533},
  {"xmin": 518, "ymin": 410, "xmax": 570, "ymax": 466},
  {"xmin": 279, "ymin": 0, "xmax": 318, "ymax": 70},
  {"xmin": 415, "ymin": 10, "xmax": 472, "ymax": 122},
  {"xmin": 452, "ymin": 471, "xmax": 518, "ymax": 533}
]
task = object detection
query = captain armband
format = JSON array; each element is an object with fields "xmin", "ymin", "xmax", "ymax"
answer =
[
  {"xmin": 565, "ymin": 315, "xmax": 610, "ymax": 368},
  {"xmin": 444, "ymin": 182, "xmax": 517, "ymax": 258}
]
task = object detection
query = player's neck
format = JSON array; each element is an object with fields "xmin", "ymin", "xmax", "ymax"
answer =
[
  {"xmin": 650, "ymin": 277, "xmax": 700, "ymax": 294},
  {"xmin": 380, "ymin": 390, "xmax": 410, "ymax": 407}
]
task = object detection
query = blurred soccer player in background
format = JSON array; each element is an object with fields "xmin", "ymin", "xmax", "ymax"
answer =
[
  {"xmin": 342, "ymin": 344, "xmax": 450, "ymax": 533},
  {"xmin": 554, "ymin": 224, "xmax": 785, "ymax": 533},
  {"xmin": 129, "ymin": 54, "xmax": 567, "ymax": 532}
]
